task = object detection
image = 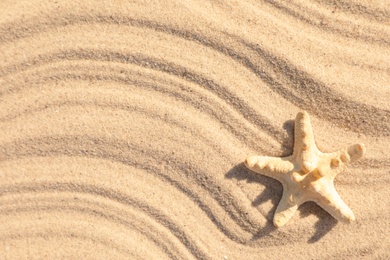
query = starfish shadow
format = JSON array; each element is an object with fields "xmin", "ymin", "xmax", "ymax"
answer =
[
  {"xmin": 225, "ymin": 162, "xmax": 282, "ymax": 239},
  {"xmin": 226, "ymin": 163, "xmax": 337, "ymax": 242},
  {"xmin": 280, "ymin": 119, "xmax": 295, "ymax": 155},
  {"xmin": 299, "ymin": 202, "xmax": 338, "ymax": 243}
]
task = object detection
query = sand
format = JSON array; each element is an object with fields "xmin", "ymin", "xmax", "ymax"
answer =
[{"xmin": 0, "ymin": 0, "xmax": 389, "ymax": 259}]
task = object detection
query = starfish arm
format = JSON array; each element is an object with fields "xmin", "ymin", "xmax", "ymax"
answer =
[
  {"xmin": 293, "ymin": 111, "xmax": 318, "ymax": 157},
  {"xmin": 315, "ymin": 184, "xmax": 355, "ymax": 223},
  {"xmin": 245, "ymin": 155, "xmax": 294, "ymax": 181},
  {"xmin": 273, "ymin": 188, "xmax": 299, "ymax": 227},
  {"xmin": 322, "ymin": 143, "xmax": 366, "ymax": 170}
]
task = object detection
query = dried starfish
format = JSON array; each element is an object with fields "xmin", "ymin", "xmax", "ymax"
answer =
[{"xmin": 245, "ymin": 111, "xmax": 366, "ymax": 227}]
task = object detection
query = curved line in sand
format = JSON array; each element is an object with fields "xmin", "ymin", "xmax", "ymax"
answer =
[
  {"xmin": 1, "ymin": 48, "xmax": 388, "ymax": 136},
  {"xmin": 0, "ymin": 14, "xmax": 388, "ymax": 135},
  {"xmin": 2, "ymin": 231, "xmax": 142, "ymax": 257},
  {"xmin": 0, "ymin": 65, "xmax": 289, "ymax": 153},
  {"xmin": 0, "ymin": 136, "xmax": 262, "ymax": 243},
  {"xmin": 261, "ymin": 0, "xmax": 390, "ymax": 45},
  {"xmin": 1, "ymin": 183, "xmax": 211, "ymax": 259},
  {"xmin": 0, "ymin": 9, "xmax": 389, "ymax": 46},
  {"xmin": 1, "ymin": 3, "xmax": 388, "ymax": 258}
]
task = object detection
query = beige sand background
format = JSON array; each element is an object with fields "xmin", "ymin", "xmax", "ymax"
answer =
[{"xmin": 1, "ymin": 0, "xmax": 389, "ymax": 259}]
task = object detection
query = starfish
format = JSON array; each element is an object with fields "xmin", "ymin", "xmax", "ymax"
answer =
[{"xmin": 245, "ymin": 111, "xmax": 366, "ymax": 227}]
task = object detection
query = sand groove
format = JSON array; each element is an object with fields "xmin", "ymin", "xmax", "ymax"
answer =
[{"xmin": 1, "ymin": 1, "xmax": 389, "ymax": 259}]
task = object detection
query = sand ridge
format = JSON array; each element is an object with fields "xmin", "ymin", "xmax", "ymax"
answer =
[{"xmin": 1, "ymin": 0, "xmax": 389, "ymax": 259}]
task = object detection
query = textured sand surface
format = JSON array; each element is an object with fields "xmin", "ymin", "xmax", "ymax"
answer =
[{"xmin": 1, "ymin": 0, "xmax": 389, "ymax": 259}]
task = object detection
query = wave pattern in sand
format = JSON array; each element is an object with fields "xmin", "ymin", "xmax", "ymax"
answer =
[{"xmin": 1, "ymin": 1, "xmax": 389, "ymax": 259}]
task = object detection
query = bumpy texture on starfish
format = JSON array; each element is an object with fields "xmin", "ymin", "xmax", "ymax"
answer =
[{"xmin": 245, "ymin": 111, "xmax": 366, "ymax": 228}]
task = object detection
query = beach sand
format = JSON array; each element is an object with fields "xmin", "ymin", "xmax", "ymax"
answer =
[{"xmin": 1, "ymin": 0, "xmax": 389, "ymax": 259}]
